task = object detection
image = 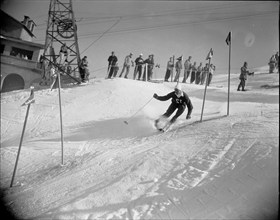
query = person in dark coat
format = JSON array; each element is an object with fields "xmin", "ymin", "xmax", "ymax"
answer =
[
  {"xmin": 107, "ymin": 51, "xmax": 118, "ymax": 78},
  {"xmin": 79, "ymin": 56, "xmax": 89, "ymax": 82},
  {"xmin": 237, "ymin": 62, "xmax": 254, "ymax": 91},
  {"xmin": 153, "ymin": 84, "xmax": 193, "ymax": 127},
  {"xmin": 133, "ymin": 54, "xmax": 145, "ymax": 80}
]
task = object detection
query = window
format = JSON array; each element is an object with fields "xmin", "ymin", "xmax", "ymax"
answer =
[{"xmin": 10, "ymin": 47, "xmax": 33, "ymax": 60}]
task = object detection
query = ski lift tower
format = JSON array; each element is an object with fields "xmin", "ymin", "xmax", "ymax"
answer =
[{"xmin": 43, "ymin": 0, "xmax": 81, "ymax": 83}]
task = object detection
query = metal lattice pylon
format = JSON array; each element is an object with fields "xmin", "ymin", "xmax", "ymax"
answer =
[{"xmin": 43, "ymin": 0, "xmax": 81, "ymax": 83}]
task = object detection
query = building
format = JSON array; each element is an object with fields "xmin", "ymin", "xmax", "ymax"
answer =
[{"xmin": 0, "ymin": 10, "xmax": 45, "ymax": 93}]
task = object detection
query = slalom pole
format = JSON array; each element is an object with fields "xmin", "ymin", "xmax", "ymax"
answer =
[
  {"xmin": 200, "ymin": 58, "xmax": 211, "ymax": 122},
  {"xmin": 227, "ymin": 32, "xmax": 232, "ymax": 116},
  {"xmin": 10, "ymin": 87, "xmax": 34, "ymax": 187},
  {"xmin": 145, "ymin": 63, "xmax": 148, "ymax": 81},
  {"xmin": 57, "ymin": 69, "xmax": 64, "ymax": 165},
  {"xmin": 124, "ymin": 97, "xmax": 154, "ymax": 125}
]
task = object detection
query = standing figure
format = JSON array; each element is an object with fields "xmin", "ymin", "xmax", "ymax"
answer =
[
  {"xmin": 190, "ymin": 62, "xmax": 197, "ymax": 84},
  {"xmin": 268, "ymin": 55, "xmax": 276, "ymax": 73},
  {"xmin": 79, "ymin": 56, "xmax": 89, "ymax": 82},
  {"xmin": 107, "ymin": 51, "xmax": 118, "ymax": 79},
  {"xmin": 237, "ymin": 62, "xmax": 253, "ymax": 91},
  {"xmin": 134, "ymin": 54, "xmax": 145, "ymax": 80},
  {"xmin": 207, "ymin": 64, "xmax": 215, "ymax": 86},
  {"xmin": 143, "ymin": 55, "xmax": 154, "ymax": 81},
  {"xmin": 182, "ymin": 56, "xmax": 192, "ymax": 83},
  {"xmin": 196, "ymin": 62, "xmax": 203, "ymax": 84},
  {"xmin": 173, "ymin": 56, "xmax": 183, "ymax": 82},
  {"xmin": 164, "ymin": 57, "xmax": 174, "ymax": 82},
  {"xmin": 153, "ymin": 84, "xmax": 193, "ymax": 130},
  {"xmin": 119, "ymin": 53, "xmax": 134, "ymax": 78},
  {"xmin": 59, "ymin": 43, "xmax": 68, "ymax": 64},
  {"xmin": 200, "ymin": 63, "xmax": 209, "ymax": 85}
]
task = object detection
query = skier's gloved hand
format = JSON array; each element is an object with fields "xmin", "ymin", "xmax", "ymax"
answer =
[
  {"xmin": 153, "ymin": 93, "xmax": 158, "ymax": 99},
  {"xmin": 186, "ymin": 114, "xmax": 191, "ymax": 120}
]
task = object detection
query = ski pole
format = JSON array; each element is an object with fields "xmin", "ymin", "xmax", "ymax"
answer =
[{"xmin": 124, "ymin": 97, "xmax": 154, "ymax": 124}]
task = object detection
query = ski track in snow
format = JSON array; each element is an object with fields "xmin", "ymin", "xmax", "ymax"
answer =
[{"xmin": 0, "ymin": 75, "xmax": 279, "ymax": 219}]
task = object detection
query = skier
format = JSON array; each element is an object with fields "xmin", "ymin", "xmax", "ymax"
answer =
[
  {"xmin": 153, "ymin": 83, "xmax": 193, "ymax": 131},
  {"xmin": 237, "ymin": 62, "xmax": 254, "ymax": 91}
]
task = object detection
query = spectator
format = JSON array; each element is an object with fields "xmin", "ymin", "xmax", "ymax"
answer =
[
  {"xmin": 200, "ymin": 63, "xmax": 209, "ymax": 85},
  {"xmin": 107, "ymin": 51, "xmax": 118, "ymax": 79},
  {"xmin": 133, "ymin": 54, "xmax": 145, "ymax": 80},
  {"xmin": 164, "ymin": 57, "xmax": 174, "ymax": 82},
  {"xmin": 237, "ymin": 62, "xmax": 253, "ymax": 91},
  {"xmin": 143, "ymin": 54, "xmax": 155, "ymax": 81},
  {"xmin": 182, "ymin": 56, "xmax": 192, "ymax": 83},
  {"xmin": 190, "ymin": 62, "xmax": 197, "ymax": 84},
  {"xmin": 59, "ymin": 43, "xmax": 68, "ymax": 64},
  {"xmin": 174, "ymin": 56, "xmax": 183, "ymax": 82},
  {"xmin": 196, "ymin": 62, "xmax": 203, "ymax": 84},
  {"xmin": 79, "ymin": 56, "xmax": 89, "ymax": 82},
  {"xmin": 119, "ymin": 53, "xmax": 134, "ymax": 78},
  {"xmin": 268, "ymin": 55, "xmax": 276, "ymax": 73},
  {"xmin": 207, "ymin": 64, "xmax": 215, "ymax": 86}
]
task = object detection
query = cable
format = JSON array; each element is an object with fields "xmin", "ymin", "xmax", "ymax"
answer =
[{"xmin": 80, "ymin": 18, "xmax": 121, "ymax": 54}]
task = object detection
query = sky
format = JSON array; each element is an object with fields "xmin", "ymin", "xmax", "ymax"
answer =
[{"xmin": 1, "ymin": 0, "xmax": 279, "ymax": 78}]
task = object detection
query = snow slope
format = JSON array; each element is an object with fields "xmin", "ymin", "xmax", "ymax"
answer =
[{"xmin": 0, "ymin": 73, "xmax": 279, "ymax": 220}]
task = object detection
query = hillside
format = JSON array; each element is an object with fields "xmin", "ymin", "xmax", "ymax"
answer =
[{"xmin": 0, "ymin": 73, "xmax": 279, "ymax": 220}]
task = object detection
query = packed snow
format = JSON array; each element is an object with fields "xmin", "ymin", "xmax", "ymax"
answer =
[{"xmin": 0, "ymin": 72, "xmax": 279, "ymax": 220}]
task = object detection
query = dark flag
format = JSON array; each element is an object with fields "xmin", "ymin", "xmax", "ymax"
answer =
[{"xmin": 226, "ymin": 32, "xmax": 231, "ymax": 46}]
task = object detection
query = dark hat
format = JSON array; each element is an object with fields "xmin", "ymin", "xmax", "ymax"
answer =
[{"xmin": 177, "ymin": 56, "xmax": 182, "ymax": 60}]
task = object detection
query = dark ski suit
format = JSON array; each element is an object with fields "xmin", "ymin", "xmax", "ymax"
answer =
[{"xmin": 154, "ymin": 91, "xmax": 193, "ymax": 123}]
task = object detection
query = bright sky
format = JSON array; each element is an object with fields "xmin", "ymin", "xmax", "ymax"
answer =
[{"xmin": 1, "ymin": 0, "xmax": 279, "ymax": 77}]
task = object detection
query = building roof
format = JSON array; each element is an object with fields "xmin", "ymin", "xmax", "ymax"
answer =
[
  {"xmin": 0, "ymin": 9, "xmax": 36, "ymax": 38},
  {"xmin": 0, "ymin": 35, "xmax": 45, "ymax": 49}
]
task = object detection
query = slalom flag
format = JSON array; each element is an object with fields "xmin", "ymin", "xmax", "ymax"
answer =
[
  {"xmin": 206, "ymin": 48, "xmax": 213, "ymax": 60},
  {"xmin": 226, "ymin": 32, "xmax": 231, "ymax": 46}
]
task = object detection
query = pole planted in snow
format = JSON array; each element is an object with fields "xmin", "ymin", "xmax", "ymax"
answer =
[
  {"xmin": 200, "ymin": 58, "xmax": 211, "ymax": 122},
  {"xmin": 57, "ymin": 69, "xmax": 64, "ymax": 165},
  {"xmin": 10, "ymin": 87, "xmax": 35, "ymax": 187},
  {"xmin": 227, "ymin": 32, "xmax": 232, "ymax": 116}
]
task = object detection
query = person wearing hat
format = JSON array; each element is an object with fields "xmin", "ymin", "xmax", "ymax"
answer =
[
  {"xmin": 237, "ymin": 62, "xmax": 253, "ymax": 91},
  {"xmin": 142, "ymin": 54, "xmax": 155, "ymax": 81},
  {"xmin": 133, "ymin": 54, "xmax": 145, "ymax": 80},
  {"xmin": 182, "ymin": 56, "xmax": 192, "ymax": 83},
  {"xmin": 107, "ymin": 51, "xmax": 118, "ymax": 79},
  {"xmin": 164, "ymin": 57, "xmax": 174, "ymax": 82},
  {"xmin": 119, "ymin": 53, "xmax": 134, "ymax": 78},
  {"xmin": 174, "ymin": 56, "xmax": 183, "ymax": 82},
  {"xmin": 153, "ymin": 83, "xmax": 193, "ymax": 130}
]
